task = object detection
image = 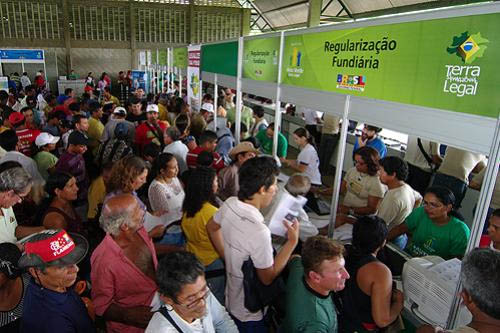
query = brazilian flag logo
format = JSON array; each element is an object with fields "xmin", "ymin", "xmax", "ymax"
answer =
[{"xmin": 447, "ymin": 32, "xmax": 489, "ymax": 64}]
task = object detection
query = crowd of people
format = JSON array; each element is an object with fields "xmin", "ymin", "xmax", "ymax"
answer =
[{"xmin": 0, "ymin": 71, "xmax": 499, "ymax": 333}]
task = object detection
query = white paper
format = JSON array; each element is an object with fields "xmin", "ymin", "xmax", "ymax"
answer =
[
  {"xmin": 268, "ymin": 193, "xmax": 307, "ymax": 237},
  {"xmin": 143, "ymin": 211, "xmax": 180, "ymax": 232}
]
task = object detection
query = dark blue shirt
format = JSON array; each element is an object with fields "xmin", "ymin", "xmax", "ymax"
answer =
[{"xmin": 21, "ymin": 278, "xmax": 95, "ymax": 333}]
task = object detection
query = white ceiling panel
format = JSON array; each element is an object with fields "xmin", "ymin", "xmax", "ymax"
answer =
[
  {"xmin": 321, "ymin": 1, "xmax": 345, "ymax": 18},
  {"xmin": 253, "ymin": 0, "xmax": 306, "ymax": 13},
  {"xmin": 265, "ymin": 3, "xmax": 309, "ymax": 27}
]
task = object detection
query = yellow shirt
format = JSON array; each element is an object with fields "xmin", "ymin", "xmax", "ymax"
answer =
[
  {"xmin": 88, "ymin": 117, "xmax": 104, "ymax": 156},
  {"xmin": 87, "ymin": 176, "xmax": 106, "ymax": 219},
  {"xmin": 181, "ymin": 202, "xmax": 219, "ymax": 266},
  {"xmin": 102, "ymin": 95, "xmax": 120, "ymax": 107},
  {"xmin": 158, "ymin": 103, "xmax": 168, "ymax": 122}
]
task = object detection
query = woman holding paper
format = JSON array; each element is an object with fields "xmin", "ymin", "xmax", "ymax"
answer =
[
  {"xmin": 148, "ymin": 153, "xmax": 186, "ymax": 247},
  {"xmin": 181, "ymin": 167, "xmax": 225, "ymax": 305}
]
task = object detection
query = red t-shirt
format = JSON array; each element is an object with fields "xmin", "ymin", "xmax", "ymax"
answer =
[
  {"xmin": 134, "ymin": 121, "xmax": 168, "ymax": 152},
  {"xmin": 186, "ymin": 146, "xmax": 225, "ymax": 173},
  {"xmin": 16, "ymin": 128, "xmax": 41, "ymax": 157}
]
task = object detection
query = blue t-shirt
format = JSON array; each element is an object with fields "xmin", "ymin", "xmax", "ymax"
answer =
[
  {"xmin": 21, "ymin": 279, "xmax": 95, "ymax": 333},
  {"xmin": 353, "ymin": 136, "xmax": 387, "ymax": 158}
]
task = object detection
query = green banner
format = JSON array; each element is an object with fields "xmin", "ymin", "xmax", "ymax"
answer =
[
  {"xmin": 282, "ymin": 13, "xmax": 500, "ymax": 118},
  {"xmin": 173, "ymin": 47, "xmax": 188, "ymax": 69},
  {"xmin": 201, "ymin": 42, "xmax": 238, "ymax": 77},
  {"xmin": 243, "ymin": 37, "xmax": 280, "ymax": 82},
  {"xmin": 158, "ymin": 50, "xmax": 168, "ymax": 66}
]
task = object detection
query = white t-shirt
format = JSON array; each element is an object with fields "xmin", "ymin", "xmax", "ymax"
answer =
[
  {"xmin": 148, "ymin": 177, "xmax": 185, "ymax": 222},
  {"xmin": 404, "ymin": 136, "xmax": 440, "ymax": 172},
  {"xmin": 297, "ymin": 144, "xmax": 322, "ymax": 185},
  {"xmin": 343, "ymin": 167, "xmax": 386, "ymax": 208},
  {"xmin": 213, "ymin": 197, "xmax": 274, "ymax": 322},
  {"xmin": 164, "ymin": 141, "xmax": 189, "ymax": 174},
  {"xmin": 0, "ymin": 207, "xmax": 18, "ymax": 243},
  {"xmin": 377, "ymin": 184, "xmax": 422, "ymax": 230}
]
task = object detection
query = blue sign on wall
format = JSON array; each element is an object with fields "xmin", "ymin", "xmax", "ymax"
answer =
[
  {"xmin": 131, "ymin": 70, "xmax": 148, "ymax": 92},
  {"xmin": 0, "ymin": 49, "xmax": 44, "ymax": 60}
]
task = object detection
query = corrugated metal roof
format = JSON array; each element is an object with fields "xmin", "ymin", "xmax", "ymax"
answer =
[{"xmin": 249, "ymin": 0, "xmax": 486, "ymax": 31}]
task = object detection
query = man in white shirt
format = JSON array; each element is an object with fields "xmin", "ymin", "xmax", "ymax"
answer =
[
  {"xmin": 163, "ymin": 126, "xmax": 189, "ymax": 175},
  {"xmin": 146, "ymin": 251, "xmax": 238, "ymax": 333},
  {"xmin": 206, "ymin": 156, "xmax": 299, "ymax": 331},
  {"xmin": 378, "ymin": 156, "xmax": 422, "ymax": 249}
]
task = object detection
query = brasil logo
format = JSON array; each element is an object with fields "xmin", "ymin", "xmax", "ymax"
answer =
[{"xmin": 447, "ymin": 31, "xmax": 488, "ymax": 64}]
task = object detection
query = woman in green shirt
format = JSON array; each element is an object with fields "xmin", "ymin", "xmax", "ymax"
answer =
[{"xmin": 388, "ymin": 186, "xmax": 470, "ymax": 259}]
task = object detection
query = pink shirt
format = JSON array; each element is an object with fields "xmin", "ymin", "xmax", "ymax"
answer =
[{"xmin": 91, "ymin": 226, "xmax": 158, "ymax": 333}]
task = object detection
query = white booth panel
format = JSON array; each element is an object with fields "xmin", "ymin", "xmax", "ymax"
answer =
[
  {"xmin": 349, "ymin": 96, "xmax": 497, "ymax": 155},
  {"xmin": 281, "ymin": 84, "xmax": 346, "ymax": 117},
  {"xmin": 241, "ymin": 78, "xmax": 278, "ymax": 100},
  {"xmin": 216, "ymin": 74, "xmax": 237, "ymax": 89},
  {"xmin": 201, "ymin": 71, "xmax": 215, "ymax": 84}
]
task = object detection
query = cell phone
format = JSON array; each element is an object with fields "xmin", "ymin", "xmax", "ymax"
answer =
[{"xmin": 285, "ymin": 213, "xmax": 296, "ymax": 222}]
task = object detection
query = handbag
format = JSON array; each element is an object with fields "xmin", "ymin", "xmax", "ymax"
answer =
[{"xmin": 241, "ymin": 256, "xmax": 285, "ymax": 313}]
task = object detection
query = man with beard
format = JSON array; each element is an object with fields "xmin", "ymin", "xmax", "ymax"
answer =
[
  {"xmin": 353, "ymin": 124, "xmax": 387, "ymax": 158},
  {"xmin": 146, "ymin": 251, "xmax": 237, "ymax": 332}
]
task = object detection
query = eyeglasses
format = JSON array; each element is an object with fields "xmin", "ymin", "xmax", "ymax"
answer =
[
  {"xmin": 422, "ymin": 200, "xmax": 443, "ymax": 209},
  {"xmin": 176, "ymin": 287, "xmax": 210, "ymax": 309},
  {"xmin": 11, "ymin": 190, "xmax": 28, "ymax": 202}
]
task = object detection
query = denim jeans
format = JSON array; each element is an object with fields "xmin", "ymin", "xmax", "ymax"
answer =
[{"xmin": 231, "ymin": 315, "xmax": 268, "ymax": 333}]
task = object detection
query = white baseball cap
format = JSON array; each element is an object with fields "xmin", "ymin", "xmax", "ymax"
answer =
[
  {"xmin": 35, "ymin": 132, "xmax": 60, "ymax": 147},
  {"xmin": 201, "ymin": 103, "xmax": 214, "ymax": 113},
  {"xmin": 146, "ymin": 104, "xmax": 159, "ymax": 113},
  {"xmin": 113, "ymin": 106, "xmax": 127, "ymax": 116}
]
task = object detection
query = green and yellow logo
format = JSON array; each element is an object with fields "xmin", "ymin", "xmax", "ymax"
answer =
[{"xmin": 447, "ymin": 32, "xmax": 489, "ymax": 64}]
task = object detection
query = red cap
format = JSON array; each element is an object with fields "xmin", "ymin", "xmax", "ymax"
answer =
[
  {"xmin": 24, "ymin": 230, "xmax": 76, "ymax": 263},
  {"xmin": 8, "ymin": 112, "xmax": 25, "ymax": 125}
]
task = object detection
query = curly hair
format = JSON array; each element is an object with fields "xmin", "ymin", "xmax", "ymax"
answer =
[
  {"xmin": 353, "ymin": 146, "xmax": 380, "ymax": 176},
  {"xmin": 107, "ymin": 155, "xmax": 148, "ymax": 193}
]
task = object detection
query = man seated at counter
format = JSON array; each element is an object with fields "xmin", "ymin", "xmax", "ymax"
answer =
[
  {"xmin": 255, "ymin": 122, "xmax": 288, "ymax": 158},
  {"xmin": 377, "ymin": 156, "xmax": 422, "ymax": 250},
  {"xmin": 388, "ymin": 186, "xmax": 470, "ymax": 259},
  {"xmin": 417, "ymin": 248, "xmax": 500, "ymax": 333},
  {"xmin": 353, "ymin": 124, "xmax": 387, "ymax": 159}
]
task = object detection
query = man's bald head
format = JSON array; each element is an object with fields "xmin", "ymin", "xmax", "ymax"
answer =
[{"xmin": 100, "ymin": 194, "xmax": 142, "ymax": 236}]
